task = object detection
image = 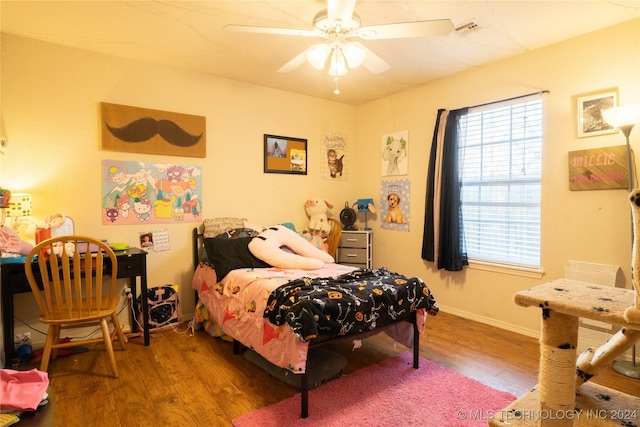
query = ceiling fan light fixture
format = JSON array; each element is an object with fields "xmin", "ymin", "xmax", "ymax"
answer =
[
  {"xmin": 328, "ymin": 49, "xmax": 348, "ymax": 77},
  {"xmin": 307, "ymin": 44, "xmax": 331, "ymax": 69},
  {"xmin": 313, "ymin": 10, "xmax": 361, "ymax": 32},
  {"xmin": 342, "ymin": 42, "xmax": 366, "ymax": 68}
]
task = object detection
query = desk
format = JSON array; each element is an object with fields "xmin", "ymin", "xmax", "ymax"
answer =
[{"xmin": 1, "ymin": 248, "xmax": 149, "ymax": 366}]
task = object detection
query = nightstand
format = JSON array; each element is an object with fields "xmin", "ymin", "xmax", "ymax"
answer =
[{"xmin": 337, "ymin": 230, "xmax": 372, "ymax": 269}]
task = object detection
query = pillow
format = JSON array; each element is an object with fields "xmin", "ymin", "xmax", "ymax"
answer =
[
  {"xmin": 203, "ymin": 217, "xmax": 247, "ymax": 238},
  {"xmin": 216, "ymin": 227, "xmax": 260, "ymax": 240},
  {"xmin": 203, "ymin": 236, "xmax": 270, "ymax": 280},
  {"xmin": 201, "ymin": 227, "xmax": 260, "ymax": 266},
  {"xmin": 248, "ymin": 225, "xmax": 334, "ymax": 270}
]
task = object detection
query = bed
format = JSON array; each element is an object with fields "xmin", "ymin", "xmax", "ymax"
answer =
[{"xmin": 190, "ymin": 217, "xmax": 439, "ymax": 418}]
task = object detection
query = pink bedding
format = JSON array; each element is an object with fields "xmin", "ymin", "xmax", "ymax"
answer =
[
  {"xmin": 192, "ymin": 263, "xmax": 352, "ymax": 372},
  {"xmin": 192, "ymin": 262, "xmax": 431, "ymax": 373}
]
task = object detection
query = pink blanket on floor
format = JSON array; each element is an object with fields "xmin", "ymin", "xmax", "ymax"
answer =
[{"xmin": 0, "ymin": 368, "xmax": 49, "ymax": 411}]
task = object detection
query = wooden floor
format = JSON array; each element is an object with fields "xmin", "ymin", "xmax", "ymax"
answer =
[{"xmin": 30, "ymin": 312, "xmax": 639, "ymax": 427}]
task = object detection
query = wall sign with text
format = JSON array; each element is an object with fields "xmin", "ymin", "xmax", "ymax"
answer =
[{"xmin": 568, "ymin": 145, "xmax": 630, "ymax": 191}]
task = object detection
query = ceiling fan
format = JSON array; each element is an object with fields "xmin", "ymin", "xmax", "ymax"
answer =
[{"xmin": 225, "ymin": 0, "xmax": 453, "ymax": 88}]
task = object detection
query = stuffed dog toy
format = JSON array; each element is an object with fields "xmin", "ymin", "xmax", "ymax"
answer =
[
  {"xmin": 304, "ymin": 197, "xmax": 333, "ymax": 236},
  {"xmin": 384, "ymin": 193, "xmax": 407, "ymax": 224}
]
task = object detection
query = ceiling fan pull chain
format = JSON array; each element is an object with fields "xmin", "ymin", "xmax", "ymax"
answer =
[{"xmin": 334, "ymin": 77, "xmax": 340, "ymax": 95}]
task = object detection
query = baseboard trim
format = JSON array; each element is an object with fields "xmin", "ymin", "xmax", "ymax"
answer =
[{"xmin": 437, "ymin": 304, "xmax": 540, "ymax": 339}]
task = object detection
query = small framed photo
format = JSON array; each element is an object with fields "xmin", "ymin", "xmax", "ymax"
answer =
[
  {"xmin": 577, "ymin": 89, "xmax": 618, "ymax": 138},
  {"xmin": 264, "ymin": 134, "xmax": 307, "ymax": 174}
]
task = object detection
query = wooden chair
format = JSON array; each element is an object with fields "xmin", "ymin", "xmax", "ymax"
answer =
[{"xmin": 25, "ymin": 235, "xmax": 127, "ymax": 377}]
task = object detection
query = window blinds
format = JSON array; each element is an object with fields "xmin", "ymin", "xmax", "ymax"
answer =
[{"xmin": 459, "ymin": 94, "xmax": 543, "ymax": 268}]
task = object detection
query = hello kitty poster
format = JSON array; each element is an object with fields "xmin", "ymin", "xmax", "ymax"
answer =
[{"xmin": 101, "ymin": 159, "xmax": 202, "ymax": 225}]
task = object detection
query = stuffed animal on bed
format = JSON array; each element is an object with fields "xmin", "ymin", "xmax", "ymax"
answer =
[
  {"xmin": 248, "ymin": 225, "xmax": 334, "ymax": 269},
  {"xmin": 304, "ymin": 197, "xmax": 334, "ymax": 236}
]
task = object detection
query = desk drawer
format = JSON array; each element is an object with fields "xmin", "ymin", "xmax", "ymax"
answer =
[
  {"xmin": 117, "ymin": 257, "xmax": 142, "ymax": 277},
  {"xmin": 338, "ymin": 248, "xmax": 368, "ymax": 264},
  {"xmin": 340, "ymin": 233, "xmax": 368, "ymax": 248}
]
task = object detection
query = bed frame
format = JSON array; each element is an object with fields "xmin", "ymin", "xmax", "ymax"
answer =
[{"xmin": 192, "ymin": 227, "xmax": 420, "ymax": 418}]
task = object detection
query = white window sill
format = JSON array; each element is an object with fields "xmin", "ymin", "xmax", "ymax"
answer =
[{"xmin": 468, "ymin": 260, "xmax": 545, "ymax": 279}]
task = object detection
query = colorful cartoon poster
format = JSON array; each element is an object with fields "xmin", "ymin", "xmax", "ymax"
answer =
[
  {"xmin": 101, "ymin": 159, "xmax": 202, "ymax": 225},
  {"xmin": 381, "ymin": 130, "xmax": 408, "ymax": 176},
  {"xmin": 321, "ymin": 132, "xmax": 348, "ymax": 180},
  {"xmin": 380, "ymin": 179, "xmax": 410, "ymax": 232}
]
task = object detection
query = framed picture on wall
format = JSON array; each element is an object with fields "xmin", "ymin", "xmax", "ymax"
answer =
[
  {"xmin": 576, "ymin": 89, "xmax": 618, "ymax": 138},
  {"xmin": 264, "ymin": 134, "xmax": 307, "ymax": 174}
]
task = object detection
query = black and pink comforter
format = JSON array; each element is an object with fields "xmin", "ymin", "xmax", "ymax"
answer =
[{"xmin": 264, "ymin": 268, "xmax": 439, "ymax": 341}]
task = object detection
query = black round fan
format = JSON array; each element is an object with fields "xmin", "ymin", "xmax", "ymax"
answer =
[{"xmin": 339, "ymin": 202, "xmax": 357, "ymax": 230}]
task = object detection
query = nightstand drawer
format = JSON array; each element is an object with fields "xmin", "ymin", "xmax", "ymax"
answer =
[
  {"xmin": 117, "ymin": 257, "xmax": 142, "ymax": 277},
  {"xmin": 340, "ymin": 233, "xmax": 368, "ymax": 248},
  {"xmin": 338, "ymin": 248, "xmax": 368, "ymax": 264}
]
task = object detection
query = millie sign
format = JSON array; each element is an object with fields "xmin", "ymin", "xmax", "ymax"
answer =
[{"xmin": 568, "ymin": 145, "xmax": 630, "ymax": 191}]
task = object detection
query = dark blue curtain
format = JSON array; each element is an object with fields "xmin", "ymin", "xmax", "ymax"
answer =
[{"xmin": 422, "ymin": 108, "xmax": 468, "ymax": 271}]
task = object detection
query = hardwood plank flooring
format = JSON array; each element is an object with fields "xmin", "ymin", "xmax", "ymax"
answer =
[{"xmin": 29, "ymin": 312, "xmax": 639, "ymax": 426}]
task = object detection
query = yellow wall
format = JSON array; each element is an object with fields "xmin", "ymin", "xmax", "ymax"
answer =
[
  {"xmin": 0, "ymin": 34, "xmax": 358, "ymax": 356},
  {"xmin": 357, "ymin": 18, "xmax": 640, "ymax": 334},
  {"xmin": 1, "ymin": 19, "xmax": 639, "ymax": 358}
]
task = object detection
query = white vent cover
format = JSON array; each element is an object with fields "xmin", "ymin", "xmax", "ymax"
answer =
[
  {"xmin": 455, "ymin": 19, "xmax": 482, "ymax": 36},
  {"xmin": 564, "ymin": 260, "xmax": 620, "ymax": 354}
]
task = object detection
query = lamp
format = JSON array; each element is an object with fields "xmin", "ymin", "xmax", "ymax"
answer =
[
  {"xmin": 6, "ymin": 193, "xmax": 32, "ymax": 219},
  {"xmin": 602, "ymin": 103, "xmax": 640, "ymax": 191},
  {"xmin": 602, "ymin": 103, "xmax": 640, "ymax": 380},
  {"xmin": 1, "ymin": 192, "xmax": 32, "ymax": 228},
  {"xmin": 352, "ymin": 198, "xmax": 376, "ymax": 231}
]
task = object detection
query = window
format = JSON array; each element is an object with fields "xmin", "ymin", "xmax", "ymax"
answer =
[{"xmin": 458, "ymin": 95, "xmax": 543, "ymax": 268}]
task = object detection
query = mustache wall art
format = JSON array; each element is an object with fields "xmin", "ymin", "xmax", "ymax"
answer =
[{"xmin": 101, "ymin": 102, "xmax": 206, "ymax": 158}]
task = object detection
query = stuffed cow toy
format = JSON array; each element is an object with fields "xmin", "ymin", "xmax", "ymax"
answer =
[{"xmin": 305, "ymin": 198, "xmax": 333, "ymax": 236}]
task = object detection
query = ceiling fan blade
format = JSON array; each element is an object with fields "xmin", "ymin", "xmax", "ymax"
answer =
[
  {"xmin": 277, "ymin": 46, "xmax": 317, "ymax": 73},
  {"xmin": 353, "ymin": 42, "xmax": 390, "ymax": 74},
  {"xmin": 327, "ymin": 0, "xmax": 357, "ymax": 24},
  {"xmin": 356, "ymin": 19, "xmax": 453, "ymax": 40},
  {"xmin": 225, "ymin": 25, "xmax": 319, "ymax": 38}
]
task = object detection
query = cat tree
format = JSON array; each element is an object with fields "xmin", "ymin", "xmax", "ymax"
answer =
[{"xmin": 490, "ymin": 106, "xmax": 640, "ymax": 426}]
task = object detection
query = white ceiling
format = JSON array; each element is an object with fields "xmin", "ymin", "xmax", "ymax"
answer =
[{"xmin": 2, "ymin": 1, "xmax": 639, "ymax": 105}]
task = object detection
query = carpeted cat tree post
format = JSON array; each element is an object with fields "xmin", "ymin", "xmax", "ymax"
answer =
[
  {"xmin": 491, "ymin": 191, "xmax": 640, "ymax": 426},
  {"xmin": 573, "ymin": 189, "xmax": 640, "ymax": 385}
]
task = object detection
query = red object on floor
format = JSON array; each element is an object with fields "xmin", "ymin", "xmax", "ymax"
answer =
[{"xmin": 30, "ymin": 337, "xmax": 73, "ymax": 363}]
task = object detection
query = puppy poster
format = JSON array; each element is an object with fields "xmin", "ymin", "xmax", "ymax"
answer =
[
  {"xmin": 381, "ymin": 130, "xmax": 408, "ymax": 176},
  {"xmin": 380, "ymin": 179, "xmax": 410, "ymax": 232}
]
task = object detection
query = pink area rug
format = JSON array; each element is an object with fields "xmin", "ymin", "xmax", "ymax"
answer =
[{"xmin": 232, "ymin": 352, "xmax": 517, "ymax": 427}]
